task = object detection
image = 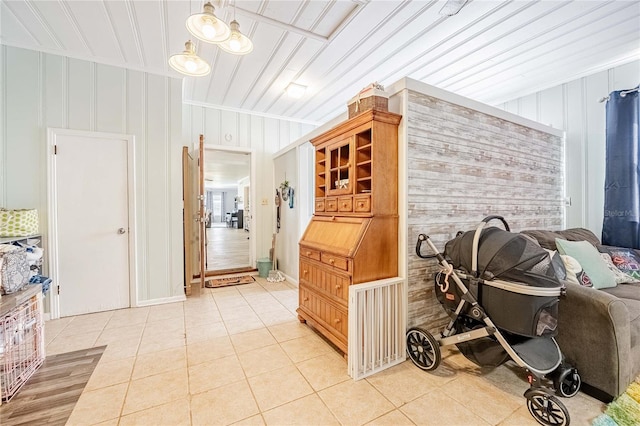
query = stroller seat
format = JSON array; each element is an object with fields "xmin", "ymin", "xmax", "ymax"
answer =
[{"xmin": 511, "ymin": 337, "xmax": 562, "ymax": 374}]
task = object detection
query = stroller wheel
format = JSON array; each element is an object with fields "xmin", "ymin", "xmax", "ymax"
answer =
[
  {"xmin": 525, "ymin": 389, "xmax": 570, "ymax": 426},
  {"xmin": 554, "ymin": 368, "xmax": 581, "ymax": 398},
  {"xmin": 406, "ymin": 327, "xmax": 441, "ymax": 371}
]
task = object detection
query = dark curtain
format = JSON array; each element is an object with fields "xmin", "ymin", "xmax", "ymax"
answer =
[{"xmin": 602, "ymin": 85, "xmax": 640, "ymax": 249}]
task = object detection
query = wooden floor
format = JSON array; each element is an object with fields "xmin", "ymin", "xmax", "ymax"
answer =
[
  {"xmin": 0, "ymin": 346, "xmax": 105, "ymax": 426},
  {"xmin": 206, "ymin": 223, "xmax": 250, "ymax": 271}
]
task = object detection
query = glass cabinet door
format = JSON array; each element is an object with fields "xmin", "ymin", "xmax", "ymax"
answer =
[{"xmin": 327, "ymin": 138, "xmax": 352, "ymax": 195}]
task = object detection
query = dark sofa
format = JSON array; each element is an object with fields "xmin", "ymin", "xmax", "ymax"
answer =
[{"xmin": 521, "ymin": 228, "xmax": 640, "ymax": 401}]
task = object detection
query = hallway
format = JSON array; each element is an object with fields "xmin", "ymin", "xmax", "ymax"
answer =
[{"xmin": 206, "ymin": 224, "xmax": 250, "ymax": 271}]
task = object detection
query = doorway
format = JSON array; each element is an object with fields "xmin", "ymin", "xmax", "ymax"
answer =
[
  {"xmin": 47, "ymin": 129, "xmax": 136, "ymax": 318},
  {"xmin": 202, "ymin": 147, "xmax": 254, "ymax": 274}
]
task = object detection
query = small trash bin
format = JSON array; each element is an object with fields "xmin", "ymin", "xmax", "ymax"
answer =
[{"xmin": 257, "ymin": 258, "xmax": 272, "ymax": 278}]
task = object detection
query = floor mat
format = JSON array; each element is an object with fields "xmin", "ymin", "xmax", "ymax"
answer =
[
  {"xmin": 0, "ymin": 345, "xmax": 105, "ymax": 426},
  {"xmin": 593, "ymin": 376, "xmax": 640, "ymax": 425},
  {"xmin": 205, "ymin": 274, "xmax": 256, "ymax": 288}
]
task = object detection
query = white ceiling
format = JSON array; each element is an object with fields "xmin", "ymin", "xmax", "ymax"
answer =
[
  {"xmin": 204, "ymin": 149, "xmax": 250, "ymax": 187},
  {"xmin": 1, "ymin": 0, "xmax": 639, "ymax": 125}
]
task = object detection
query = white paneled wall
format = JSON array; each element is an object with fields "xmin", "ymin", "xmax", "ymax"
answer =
[
  {"xmin": 273, "ymin": 149, "xmax": 298, "ymax": 281},
  {"xmin": 499, "ymin": 60, "xmax": 640, "ymax": 238},
  {"xmin": 182, "ymin": 104, "xmax": 316, "ymax": 264},
  {"xmin": 0, "ymin": 45, "xmax": 184, "ymax": 305}
]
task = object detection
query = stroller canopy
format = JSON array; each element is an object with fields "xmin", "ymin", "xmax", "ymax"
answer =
[{"xmin": 444, "ymin": 227, "xmax": 563, "ymax": 288}]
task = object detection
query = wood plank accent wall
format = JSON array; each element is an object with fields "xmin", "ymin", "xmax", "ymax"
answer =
[{"xmin": 406, "ymin": 90, "xmax": 564, "ymax": 331}]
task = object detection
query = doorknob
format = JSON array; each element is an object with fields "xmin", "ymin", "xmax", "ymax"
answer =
[{"xmin": 118, "ymin": 228, "xmax": 126, "ymax": 234}]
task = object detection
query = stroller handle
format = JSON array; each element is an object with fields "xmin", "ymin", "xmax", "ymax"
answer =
[
  {"xmin": 482, "ymin": 215, "xmax": 510, "ymax": 231},
  {"xmin": 415, "ymin": 234, "xmax": 446, "ymax": 263}
]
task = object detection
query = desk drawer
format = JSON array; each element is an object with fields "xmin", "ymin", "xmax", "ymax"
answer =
[
  {"xmin": 299, "ymin": 259, "xmax": 350, "ymax": 302},
  {"xmin": 354, "ymin": 195, "xmax": 371, "ymax": 213},
  {"xmin": 299, "ymin": 284, "xmax": 348, "ymax": 339},
  {"xmin": 338, "ymin": 196, "xmax": 353, "ymax": 213},
  {"xmin": 315, "ymin": 199, "xmax": 325, "ymax": 212},
  {"xmin": 321, "ymin": 253, "xmax": 349, "ymax": 271},
  {"xmin": 325, "ymin": 197, "xmax": 338, "ymax": 212},
  {"xmin": 300, "ymin": 247, "xmax": 321, "ymax": 261}
]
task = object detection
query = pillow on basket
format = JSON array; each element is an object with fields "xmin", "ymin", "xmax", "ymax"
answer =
[
  {"xmin": 600, "ymin": 252, "xmax": 640, "ymax": 284},
  {"xmin": 555, "ymin": 239, "xmax": 616, "ymax": 289},
  {"xmin": 598, "ymin": 246, "xmax": 640, "ymax": 280}
]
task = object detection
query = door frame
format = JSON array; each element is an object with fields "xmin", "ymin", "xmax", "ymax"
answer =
[
  {"xmin": 47, "ymin": 128, "xmax": 138, "ymax": 319},
  {"xmin": 196, "ymin": 143, "xmax": 257, "ymax": 272}
]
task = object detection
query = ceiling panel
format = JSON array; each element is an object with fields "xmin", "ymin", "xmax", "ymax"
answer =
[
  {"xmin": 1, "ymin": 0, "xmax": 638, "ymax": 125},
  {"xmin": 29, "ymin": 1, "xmax": 89, "ymax": 54},
  {"xmin": 2, "ymin": 0, "xmax": 62, "ymax": 50},
  {"xmin": 67, "ymin": 1, "xmax": 125, "ymax": 62},
  {"xmin": 0, "ymin": 2, "xmax": 39, "ymax": 46},
  {"xmin": 204, "ymin": 150, "xmax": 250, "ymax": 186},
  {"xmin": 102, "ymin": 0, "xmax": 146, "ymax": 67},
  {"xmin": 450, "ymin": 7, "xmax": 640, "ymax": 95}
]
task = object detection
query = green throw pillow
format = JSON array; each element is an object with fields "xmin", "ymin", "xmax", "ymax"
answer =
[{"xmin": 555, "ymin": 239, "xmax": 617, "ymax": 289}]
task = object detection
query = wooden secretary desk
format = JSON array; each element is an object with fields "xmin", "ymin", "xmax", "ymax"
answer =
[{"xmin": 298, "ymin": 109, "xmax": 401, "ymax": 353}]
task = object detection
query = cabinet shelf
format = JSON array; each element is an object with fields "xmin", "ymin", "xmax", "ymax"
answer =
[
  {"xmin": 357, "ymin": 160, "xmax": 372, "ymax": 167},
  {"xmin": 356, "ymin": 144, "xmax": 371, "ymax": 151}
]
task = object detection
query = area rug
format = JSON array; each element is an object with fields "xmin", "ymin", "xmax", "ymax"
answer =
[
  {"xmin": 593, "ymin": 376, "xmax": 640, "ymax": 426},
  {"xmin": 0, "ymin": 345, "xmax": 105, "ymax": 426},
  {"xmin": 205, "ymin": 274, "xmax": 255, "ymax": 288}
]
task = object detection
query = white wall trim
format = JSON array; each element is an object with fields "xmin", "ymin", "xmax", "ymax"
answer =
[
  {"xmin": 272, "ymin": 112, "xmax": 345, "ymax": 159},
  {"xmin": 1, "ymin": 45, "xmax": 6, "ymax": 207},
  {"xmin": 135, "ymin": 294, "xmax": 186, "ymax": 307},
  {"xmin": 386, "ymin": 77, "xmax": 564, "ymax": 137},
  {"xmin": 46, "ymin": 128, "xmax": 138, "ymax": 318},
  {"xmin": 283, "ymin": 273, "xmax": 298, "ymax": 287},
  {"xmin": 185, "ymin": 99, "xmax": 322, "ymax": 127}
]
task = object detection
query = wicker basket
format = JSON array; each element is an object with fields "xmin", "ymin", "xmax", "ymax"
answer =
[{"xmin": 347, "ymin": 85, "xmax": 389, "ymax": 118}]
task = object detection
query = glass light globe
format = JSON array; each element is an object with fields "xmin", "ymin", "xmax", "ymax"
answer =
[
  {"xmin": 229, "ymin": 35, "xmax": 241, "ymax": 52},
  {"xmin": 185, "ymin": 59, "xmax": 197, "ymax": 73},
  {"xmin": 202, "ymin": 19, "xmax": 216, "ymax": 39}
]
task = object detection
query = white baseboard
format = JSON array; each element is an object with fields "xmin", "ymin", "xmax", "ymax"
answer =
[
  {"xmin": 136, "ymin": 295, "xmax": 186, "ymax": 307},
  {"xmin": 284, "ymin": 273, "xmax": 298, "ymax": 287}
]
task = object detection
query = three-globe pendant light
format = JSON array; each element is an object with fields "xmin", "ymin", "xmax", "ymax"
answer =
[{"xmin": 169, "ymin": 2, "xmax": 253, "ymax": 77}]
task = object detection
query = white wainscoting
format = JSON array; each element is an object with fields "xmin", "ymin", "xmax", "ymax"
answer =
[{"xmin": 0, "ymin": 45, "xmax": 184, "ymax": 306}]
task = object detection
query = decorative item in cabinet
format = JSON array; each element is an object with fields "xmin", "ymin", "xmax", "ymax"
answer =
[
  {"xmin": 327, "ymin": 138, "xmax": 352, "ymax": 195},
  {"xmin": 0, "ymin": 284, "xmax": 45, "ymax": 402}
]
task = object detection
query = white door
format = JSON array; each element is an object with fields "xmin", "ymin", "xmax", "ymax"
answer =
[{"xmin": 52, "ymin": 131, "xmax": 132, "ymax": 317}]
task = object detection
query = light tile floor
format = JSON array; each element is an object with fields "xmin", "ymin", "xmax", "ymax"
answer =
[{"xmin": 44, "ymin": 277, "xmax": 606, "ymax": 425}]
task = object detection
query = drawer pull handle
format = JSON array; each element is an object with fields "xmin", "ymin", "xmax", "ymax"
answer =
[
  {"xmin": 303, "ymin": 297, "xmax": 309, "ymax": 302},
  {"xmin": 335, "ymin": 284, "xmax": 342, "ymax": 290},
  {"xmin": 306, "ymin": 251, "xmax": 311, "ymax": 256},
  {"xmin": 358, "ymin": 202, "xmax": 364, "ymax": 207},
  {"xmin": 329, "ymin": 259, "xmax": 335, "ymax": 265},
  {"xmin": 342, "ymin": 203, "xmax": 347, "ymax": 207},
  {"xmin": 303, "ymin": 270, "xmax": 308, "ymax": 275},
  {"xmin": 334, "ymin": 318, "xmax": 341, "ymax": 324}
]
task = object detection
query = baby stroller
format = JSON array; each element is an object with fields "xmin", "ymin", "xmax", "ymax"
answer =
[{"xmin": 406, "ymin": 216, "xmax": 581, "ymax": 426}]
